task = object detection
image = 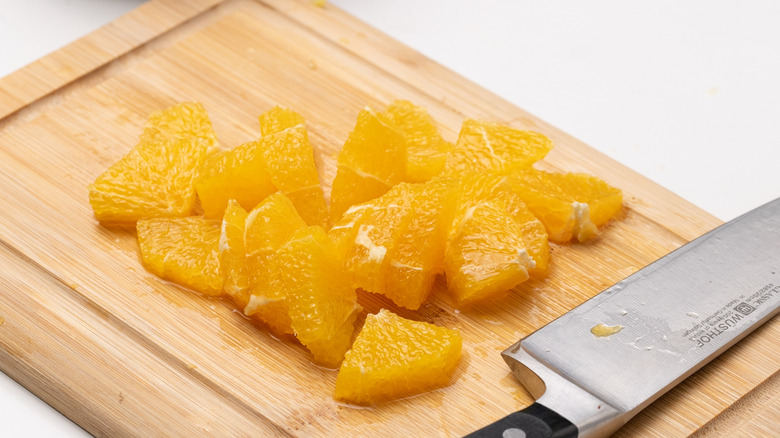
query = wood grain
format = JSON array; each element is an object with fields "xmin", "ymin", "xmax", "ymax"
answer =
[
  {"xmin": 0, "ymin": 0, "xmax": 225, "ymax": 120},
  {"xmin": 0, "ymin": 0, "xmax": 776, "ymax": 436}
]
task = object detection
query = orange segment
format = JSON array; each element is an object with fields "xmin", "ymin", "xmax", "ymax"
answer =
[
  {"xmin": 484, "ymin": 178, "xmax": 550, "ymax": 278},
  {"xmin": 443, "ymin": 119, "xmax": 551, "ymax": 175},
  {"xmin": 546, "ymin": 171, "xmax": 623, "ymax": 227},
  {"xmin": 140, "ymin": 101, "xmax": 217, "ymax": 146},
  {"xmin": 198, "ymin": 107, "xmax": 328, "ymax": 226},
  {"xmin": 89, "ymin": 138, "xmax": 210, "ymax": 223},
  {"xmin": 89, "ymin": 102, "xmax": 216, "ymax": 223},
  {"xmin": 508, "ymin": 199, "xmax": 550, "ymax": 278},
  {"xmin": 329, "ymin": 166, "xmax": 394, "ymax": 224},
  {"xmin": 195, "ymin": 140, "xmax": 277, "ymax": 218},
  {"xmin": 285, "ymin": 186, "xmax": 330, "ymax": 229},
  {"xmin": 444, "ymin": 198, "xmax": 533, "ymax": 307},
  {"xmin": 334, "ymin": 309, "xmax": 462, "ymax": 405},
  {"xmin": 383, "ymin": 100, "xmax": 452, "ymax": 182},
  {"xmin": 329, "ymin": 181, "xmax": 448, "ymax": 310},
  {"xmin": 259, "ymin": 106, "xmax": 305, "ymax": 136},
  {"xmin": 243, "ymin": 193, "xmax": 307, "ymax": 336},
  {"xmin": 342, "ymin": 186, "xmax": 413, "ymax": 296},
  {"xmin": 137, "ymin": 217, "xmax": 223, "ymax": 295},
  {"xmin": 278, "ymin": 226, "xmax": 360, "ymax": 368},
  {"xmin": 330, "ymin": 107, "xmax": 406, "ymax": 222},
  {"xmin": 327, "ymin": 202, "xmax": 374, "ymax": 263},
  {"xmin": 443, "ymin": 173, "xmax": 549, "ymax": 278},
  {"xmin": 219, "ymin": 200, "xmax": 250, "ymax": 308},
  {"xmin": 441, "ymin": 173, "xmax": 502, "ymax": 241},
  {"xmin": 257, "ymin": 122, "xmax": 329, "ymax": 228},
  {"xmin": 383, "ymin": 180, "xmax": 449, "ymax": 309},
  {"xmin": 507, "ymin": 169, "xmax": 623, "ymax": 242}
]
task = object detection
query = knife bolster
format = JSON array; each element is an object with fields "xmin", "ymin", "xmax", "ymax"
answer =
[{"xmin": 502, "ymin": 342, "xmax": 625, "ymax": 438}]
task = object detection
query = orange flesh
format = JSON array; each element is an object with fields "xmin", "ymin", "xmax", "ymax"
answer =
[{"xmin": 334, "ymin": 309, "xmax": 462, "ymax": 405}]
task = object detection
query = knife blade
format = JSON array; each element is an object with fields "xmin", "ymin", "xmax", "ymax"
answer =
[{"xmin": 467, "ymin": 197, "xmax": 780, "ymax": 438}]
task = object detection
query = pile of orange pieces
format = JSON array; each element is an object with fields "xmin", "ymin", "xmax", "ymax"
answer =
[{"xmin": 89, "ymin": 100, "xmax": 622, "ymax": 405}]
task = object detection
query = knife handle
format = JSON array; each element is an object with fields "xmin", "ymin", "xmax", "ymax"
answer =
[{"xmin": 464, "ymin": 402, "xmax": 577, "ymax": 438}]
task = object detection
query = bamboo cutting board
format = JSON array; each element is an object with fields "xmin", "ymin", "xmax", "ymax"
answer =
[{"xmin": 0, "ymin": 0, "xmax": 777, "ymax": 436}]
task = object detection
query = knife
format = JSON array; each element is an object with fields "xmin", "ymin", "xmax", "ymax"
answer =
[{"xmin": 467, "ymin": 197, "xmax": 780, "ymax": 438}]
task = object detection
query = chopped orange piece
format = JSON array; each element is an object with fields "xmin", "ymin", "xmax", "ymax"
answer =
[
  {"xmin": 507, "ymin": 196, "xmax": 550, "ymax": 278},
  {"xmin": 327, "ymin": 201, "xmax": 372, "ymax": 263},
  {"xmin": 383, "ymin": 100, "xmax": 452, "ymax": 182},
  {"xmin": 342, "ymin": 186, "xmax": 413, "ymax": 297},
  {"xmin": 547, "ymin": 171, "xmax": 623, "ymax": 228},
  {"xmin": 443, "ymin": 173, "xmax": 549, "ymax": 278},
  {"xmin": 89, "ymin": 102, "xmax": 215, "ymax": 223},
  {"xmin": 383, "ymin": 180, "xmax": 449, "ymax": 309},
  {"xmin": 329, "ymin": 181, "xmax": 448, "ymax": 309},
  {"xmin": 140, "ymin": 101, "xmax": 217, "ymax": 146},
  {"xmin": 443, "ymin": 119, "xmax": 551, "ymax": 175},
  {"xmin": 259, "ymin": 106, "xmax": 305, "ymax": 136},
  {"xmin": 507, "ymin": 169, "xmax": 623, "ymax": 242},
  {"xmin": 329, "ymin": 166, "xmax": 394, "ymax": 223},
  {"xmin": 195, "ymin": 140, "xmax": 277, "ymax": 218},
  {"xmin": 197, "ymin": 107, "xmax": 328, "ymax": 227},
  {"xmin": 219, "ymin": 200, "xmax": 250, "ymax": 308},
  {"xmin": 243, "ymin": 193, "xmax": 308, "ymax": 336},
  {"xmin": 277, "ymin": 226, "xmax": 360, "ymax": 368},
  {"xmin": 334, "ymin": 309, "xmax": 461, "ymax": 405},
  {"xmin": 137, "ymin": 217, "xmax": 223, "ymax": 295},
  {"xmin": 256, "ymin": 121, "xmax": 329, "ymax": 228},
  {"xmin": 444, "ymin": 198, "xmax": 533, "ymax": 307},
  {"xmin": 330, "ymin": 107, "xmax": 406, "ymax": 222}
]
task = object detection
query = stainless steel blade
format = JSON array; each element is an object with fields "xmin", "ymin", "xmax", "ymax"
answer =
[{"xmin": 501, "ymin": 197, "xmax": 780, "ymax": 438}]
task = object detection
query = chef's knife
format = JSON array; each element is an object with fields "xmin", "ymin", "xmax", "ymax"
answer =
[{"xmin": 467, "ymin": 197, "xmax": 780, "ymax": 438}]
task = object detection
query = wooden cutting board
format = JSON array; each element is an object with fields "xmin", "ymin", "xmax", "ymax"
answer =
[{"xmin": 0, "ymin": 0, "xmax": 777, "ymax": 436}]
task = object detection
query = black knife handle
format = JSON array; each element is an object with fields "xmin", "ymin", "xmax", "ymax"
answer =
[{"xmin": 464, "ymin": 402, "xmax": 578, "ymax": 438}]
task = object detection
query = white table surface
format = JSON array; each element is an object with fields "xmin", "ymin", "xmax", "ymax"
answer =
[{"xmin": 1, "ymin": 1, "xmax": 778, "ymax": 436}]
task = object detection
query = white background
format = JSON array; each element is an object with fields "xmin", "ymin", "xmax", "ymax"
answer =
[{"xmin": 1, "ymin": 1, "xmax": 778, "ymax": 436}]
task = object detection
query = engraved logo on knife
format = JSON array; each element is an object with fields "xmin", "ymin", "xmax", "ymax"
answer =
[{"xmin": 686, "ymin": 283, "xmax": 778, "ymax": 348}]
